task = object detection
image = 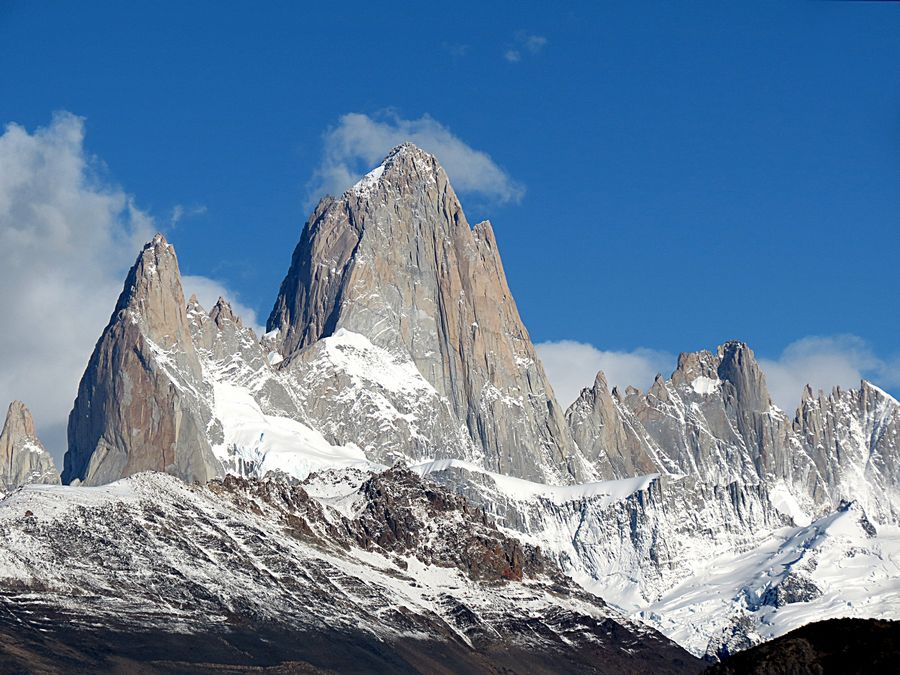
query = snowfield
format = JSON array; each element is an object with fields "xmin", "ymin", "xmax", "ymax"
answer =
[
  {"xmin": 212, "ymin": 380, "xmax": 374, "ymax": 479},
  {"xmin": 0, "ymin": 470, "xmax": 697, "ymax": 672},
  {"xmin": 641, "ymin": 501, "xmax": 900, "ymax": 656}
]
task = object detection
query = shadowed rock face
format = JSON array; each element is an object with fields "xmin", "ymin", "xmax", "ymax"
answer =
[
  {"xmin": 0, "ymin": 401, "xmax": 59, "ymax": 491},
  {"xmin": 63, "ymin": 234, "xmax": 222, "ymax": 486},
  {"xmin": 268, "ymin": 144, "xmax": 587, "ymax": 484}
]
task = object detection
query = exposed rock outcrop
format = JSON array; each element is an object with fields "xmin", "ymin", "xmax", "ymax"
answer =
[
  {"xmin": 567, "ymin": 339, "xmax": 900, "ymax": 527},
  {"xmin": 267, "ymin": 144, "xmax": 588, "ymax": 483},
  {"xmin": 793, "ymin": 380, "xmax": 900, "ymax": 522},
  {"xmin": 568, "ymin": 342, "xmax": 803, "ymax": 486},
  {"xmin": 567, "ymin": 371, "xmax": 663, "ymax": 478},
  {"xmin": 0, "ymin": 401, "xmax": 59, "ymax": 491},
  {"xmin": 62, "ymin": 234, "xmax": 223, "ymax": 486}
]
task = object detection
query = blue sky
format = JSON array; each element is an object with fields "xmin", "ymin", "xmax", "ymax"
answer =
[{"xmin": 1, "ymin": 1, "xmax": 899, "ymax": 453}]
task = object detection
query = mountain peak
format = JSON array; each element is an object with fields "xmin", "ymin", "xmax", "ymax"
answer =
[
  {"xmin": 0, "ymin": 400, "xmax": 59, "ymax": 491},
  {"xmin": 111, "ymin": 235, "xmax": 188, "ymax": 351},
  {"xmin": 347, "ymin": 142, "xmax": 442, "ymax": 200},
  {"xmin": 2, "ymin": 400, "xmax": 36, "ymax": 441},
  {"xmin": 150, "ymin": 232, "xmax": 170, "ymax": 247},
  {"xmin": 860, "ymin": 379, "xmax": 898, "ymax": 404},
  {"xmin": 268, "ymin": 147, "xmax": 583, "ymax": 483},
  {"xmin": 64, "ymin": 235, "xmax": 221, "ymax": 486},
  {"xmin": 385, "ymin": 141, "xmax": 433, "ymax": 162},
  {"xmin": 209, "ymin": 296, "xmax": 242, "ymax": 328},
  {"xmin": 671, "ymin": 349, "xmax": 718, "ymax": 388},
  {"xmin": 716, "ymin": 340, "xmax": 771, "ymax": 411}
]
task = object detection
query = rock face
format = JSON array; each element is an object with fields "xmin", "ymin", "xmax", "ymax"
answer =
[
  {"xmin": 567, "ymin": 371, "xmax": 663, "ymax": 479},
  {"xmin": 793, "ymin": 380, "xmax": 900, "ymax": 522},
  {"xmin": 267, "ymin": 144, "xmax": 587, "ymax": 483},
  {"xmin": 41, "ymin": 145, "xmax": 900, "ymax": 664},
  {"xmin": 556, "ymin": 342, "xmax": 900, "ymax": 657},
  {"xmin": 62, "ymin": 234, "xmax": 222, "ymax": 486},
  {"xmin": 569, "ymin": 342, "xmax": 801, "ymax": 487},
  {"xmin": 567, "ymin": 341, "xmax": 900, "ymax": 523},
  {"xmin": 0, "ymin": 401, "xmax": 59, "ymax": 492}
]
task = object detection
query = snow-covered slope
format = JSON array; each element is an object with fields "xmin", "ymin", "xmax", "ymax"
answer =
[
  {"xmin": 211, "ymin": 381, "xmax": 373, "ymax": 478},
  {"xmin": 0, "ymin": 470, "xmax": 700, "ymax": 673},
  {"xmin": 74, "ymin": 239, "xmax": 900, "ymax": 664},
  {"xmin": 407, "ymin": 456, "xmax": 900, "ymax": 659},
  {"xmin": 191, "ymin": 296, "xmax": 478, "ymax": 479},
  {"xmin": 642, "ymin": 500, "xmax": 900, "ymax": 658}
]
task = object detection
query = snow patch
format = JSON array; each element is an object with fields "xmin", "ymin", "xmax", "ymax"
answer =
[
  {"xmin": 769, "ymin": 481, "xmax": 811, "ymax": 527},
  {"xmin": 212, "ymin": 381, "xmax": 372, "ymax": 480},
  {"xmin": 349, "ymin": 164, "xmax": 385, "ymax": 197},
  {"xmin": 691, "ymin": 376, "xmax": 720, "ymax": 395},
  {"xmin": 412, "ymin": 458, "xmax": 658, "ymax": 507}
]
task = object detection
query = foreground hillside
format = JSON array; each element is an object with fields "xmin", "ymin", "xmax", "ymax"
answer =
[
  {"xmin": 0, "ymin": 470, "xmax": 700, "ymax": 674},
  {"xmin": 706, "ymin": 618, "xmax": 900, "ymax": 674}
]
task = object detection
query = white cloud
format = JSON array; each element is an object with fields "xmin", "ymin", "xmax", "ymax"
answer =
[
  {"xmin": 442, "ymin": 42, "xmax": 470, "ymax": 58},
  {"xmin": 308, "ymin": 112, "xmax": 525, "ymax": 205},
  {"xmin": 0, "ymin": 113, "xmax": 249, "ymax": 466},
  {"xmin": 519, "ymin": 33, "xmax": 548, "ymax": 54},
  {"xmin": 536, "ymin": 340, "xmax": 674, "ymax": 408},
  {"xmin": 505, "ymin": 32, "xmax": 547, "ymax": 62},
  {"xmin": 504, "ymin": 49, "xmax": 522, "ymax": 63},
  {"xmin": 169, "ymin": 203, "xmax": 207, "ymax": 227},
  {"xmin": 759, "ymin": 335, "xmax": 900, "ymax": 413},
  {"xmin": 182, "ymin": 275, "xmax": 263, "ymax": 336}
]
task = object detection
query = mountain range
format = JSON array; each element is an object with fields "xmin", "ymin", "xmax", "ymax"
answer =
[{"xmin": 1, "ymin": 143, "xmax": 897, "ymax": 672}]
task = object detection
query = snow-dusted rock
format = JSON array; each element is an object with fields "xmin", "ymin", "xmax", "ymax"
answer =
[
  {"xmin": 63, "ymin": 234, "xmax": 223, "ymax": 485},
  {"xmin": 267, "ymin": 144, "xmax": 590, "ymax": 484},
  {"xmin": 39, "ymin": 145, "xmax": 900, "ymax": 664},
  {"xmin": 794, "ymin": 380, "xmax": 900, "ymax": 523},
  {"xmin": 0, "ymin": 401, "xmax": 59, "ymax": 491},
  {"xmin": 642, "ymin": 499, "xmax": 900, "ymax": 659}
]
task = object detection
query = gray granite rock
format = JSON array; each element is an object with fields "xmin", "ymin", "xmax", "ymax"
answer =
[
  {"xmin": 0, "ymin": 400, "xmax": 59, "ymax": 491},
  {"xmin": 63, "ymin": 234, "xmax": 222, "ymax": 485},
  {"xmin": 267, "ymin": 144, "xmax": 589, "ymax": 483}
]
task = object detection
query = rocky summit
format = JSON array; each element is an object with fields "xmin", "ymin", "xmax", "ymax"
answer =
[
  {"xmin": 0, "ymin": 400, "xmax": 59, "ymax": 493},
  {"xmin": 267, "ymin": 144, "xmax": 587, "ymax": 484},
  {"xmin": 63, "ymin": 233, "xmax": 222, "ymax": 486},
  {"xmin": 1, "ymin": 144, "xmax": 897, "ymax": 671}
]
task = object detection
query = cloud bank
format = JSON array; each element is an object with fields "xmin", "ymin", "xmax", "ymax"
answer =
[
  {"xmin": 760, "ymin": 335, "xmax": 900, "ymax": 412},
  {"xmin": 0, "ymin": 113, "xmax": 252, "ymax": 463},
  {"xmin": 308, "ymin": 112, "xmax": 525, "ymax": 205},
  {"xmin": 536, "ymin": 340, "xmax": 674, "ymax": 408}
]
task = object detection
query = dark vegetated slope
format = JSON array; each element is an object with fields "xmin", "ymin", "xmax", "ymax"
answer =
[{"xmin": 706, "ymin": 618, "xmax": 900, "ymax": 675}]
